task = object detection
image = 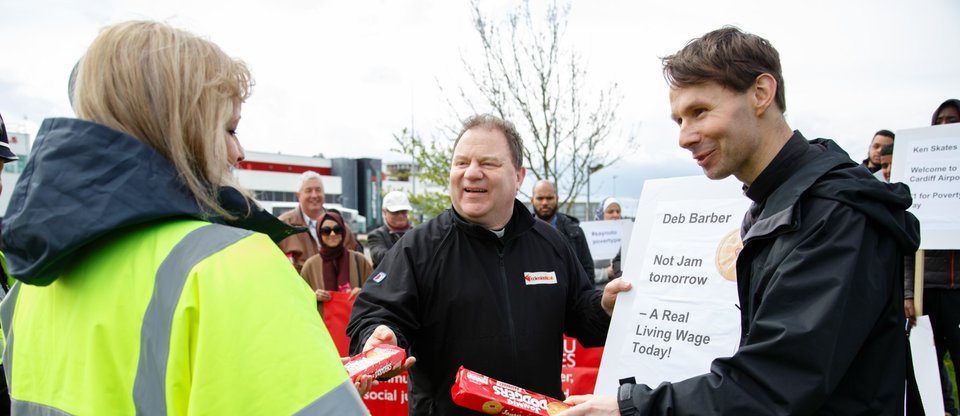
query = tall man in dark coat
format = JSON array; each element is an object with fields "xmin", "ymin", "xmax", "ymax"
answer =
[{"xmin": 561, "ymin": 26, "xmax": 920, "ymax": 415}]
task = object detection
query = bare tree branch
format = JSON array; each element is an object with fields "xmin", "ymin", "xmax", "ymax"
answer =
[
  {"xmin": 455, "ymin": 0, "xmax": 632, "ymax": 213},
  {"xmin": 398, "ymin": 0, "xmax": 635, "ymax": 218}
]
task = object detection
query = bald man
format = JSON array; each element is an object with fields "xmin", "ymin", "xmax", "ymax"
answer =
[{"xmin": 531, "ymin": 180, "xmax": 594, "ymax": 278}]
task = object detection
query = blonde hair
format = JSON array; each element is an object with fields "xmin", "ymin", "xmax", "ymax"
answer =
[{"xmin": 72, "ymin": 20, "xmax": 253, "ymax": 218}]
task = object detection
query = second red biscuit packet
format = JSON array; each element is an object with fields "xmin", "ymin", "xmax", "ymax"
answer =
[{"xmin": 344, "ymin": 344, "xmax": 406, "ymax": 381}]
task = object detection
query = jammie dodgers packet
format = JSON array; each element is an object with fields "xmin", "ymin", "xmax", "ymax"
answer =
[{"xmin": 451, "ymin": 366, "xmax": 570, "ymax": 415}]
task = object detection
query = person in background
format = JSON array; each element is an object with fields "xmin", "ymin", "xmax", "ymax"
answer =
[
  {"xmin": 595, "ymin": 197, "xmax": 622, "ymax": 222},
  {"xmin": 367, "ymin": 190, "xmax": 413, "ymax": 268},
  {"xmin": 0, "ymin": 113, "xmax": 19, "ymax": 288},
  {"xmin": 0, "ymin": 112, "xmax": 21, "ymax": 412},
  {"xmin": 562, "ymin": 26, "xmax": 919, "ymax": 415},
  {"xmin": 595, "ymin": 197, "xmax": 623, "ymax": 281},
  {"xmin": 860, "ymin": 129, "xmax": 895, "ymax": 174},
  {"xmin": 0, "ymin": 21, "xmax": 368, "ymax": 414},
  {"xmin": 878, "ymin": 143, "xmax": 894, "ymax": 183},
  {"xmin": 347, "ymin": 113, "xmax": 631, "ymax": 415},
  {"xmin": 932, "ymin": 99, "xmax": 960, "ymax": 125},
  {"xmin": 278, "ymin": 171, "xmax": 361, "ymax": 272},
  {"xmin": 300, "ymin": 211, "xmax": 372, "ymax": 317},
  {"xmin": 905, "ymin": 97, "xmax": 960, "ymax": 416},
  {"xmin": 531, "ymin": 180, "xmax": 594, "ymax": 278}
]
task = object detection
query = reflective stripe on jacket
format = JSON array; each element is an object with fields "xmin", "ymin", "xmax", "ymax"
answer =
[{"xmin": 1, "ymin": 220, "xmax": 367, "ymax": 415}]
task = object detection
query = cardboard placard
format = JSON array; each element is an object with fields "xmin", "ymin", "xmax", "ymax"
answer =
[
  {"xmin": 595, "ymin": 176, "xmax": 746, "ymax": 395},
  {"xmin": 890, "ymin": 123, "xmax": 960, "ymax": 249},
  {"xmin": 580, "ymin": 219, "xmax": 633, "ymax": 260}
]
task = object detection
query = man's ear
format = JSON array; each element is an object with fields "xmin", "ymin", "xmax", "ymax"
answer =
[
  {"xmin": 516, "ymin": 167, "xmax": 526, "ymax": 191},
  {"xmin": 752, "ymin": 73, "xmax": 778, "ymax": 116}
]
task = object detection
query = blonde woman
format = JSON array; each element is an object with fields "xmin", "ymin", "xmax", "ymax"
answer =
[{"xmin": 0, "ymin": 21, "xmax": 368, "ymax": 414}]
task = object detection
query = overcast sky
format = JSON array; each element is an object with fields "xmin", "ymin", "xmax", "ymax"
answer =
[{"xmin": 1, "ymin": 0, "xmax": 958, "ymax": 203}]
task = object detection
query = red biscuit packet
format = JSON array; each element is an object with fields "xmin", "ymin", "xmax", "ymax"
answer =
[
  {"xmin": 451, "ymin": 366, "xmax": 570, "ymax": 415},
  {"xmin": 344, "ymin": 344, "xmax": 406, "ymax": 381}
]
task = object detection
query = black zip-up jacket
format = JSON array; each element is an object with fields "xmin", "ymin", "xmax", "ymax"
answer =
[
  {"xmin": 620, "ymin": 133, "xmax": 920, "ymax": 415},
  {"xmin": 548, "ymin": 213, "xmax": 594, "ymax": 279},
  {"xmin": 347, "ymin": 200, "xmax": 609, "ymax": 415}
]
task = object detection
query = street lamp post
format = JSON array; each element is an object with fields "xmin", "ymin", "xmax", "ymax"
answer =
[{"xmin": 587, "ymin": 163, "xmax": 604, "ymax": 217}]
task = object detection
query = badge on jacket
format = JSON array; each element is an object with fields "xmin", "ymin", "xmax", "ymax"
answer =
[{"xmin": 523, "ymin": 271, "xmax": 557, "ymax": 285}]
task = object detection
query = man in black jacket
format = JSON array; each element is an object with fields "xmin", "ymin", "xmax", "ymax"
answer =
[
  {"xmin": 347, "ymin": 114, "xmax": 631, "ymax": 415},
  {"xmin": 531, "ymin": 179, "xmax": 594, "ymax": 278},
  {"xmin": 562, "ymin": 26, "xmax": 920, "ymax": 415},
  {"xmin": 860, "ymin": 129, "xmax": 895, "ymax": 174}
]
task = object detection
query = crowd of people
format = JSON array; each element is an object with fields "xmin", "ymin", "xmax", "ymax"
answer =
[{"xmin": 0, "ymin": 19, "xmax": 953, "ymax": 416}]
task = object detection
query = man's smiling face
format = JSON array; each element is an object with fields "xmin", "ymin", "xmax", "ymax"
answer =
[{"xmin": 448, "ymin": 126, "xmax": 525, "ymax": 230}]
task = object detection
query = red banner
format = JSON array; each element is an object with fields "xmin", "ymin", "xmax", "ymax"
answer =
[
  {"xmin": 321, "ymin": 292, "xmax": 354, "ymax": 355},
  {"xmin": 322, "ymin": 293, "xmax": 604, "ymax": 415},
  {"xmin": 561, "ymin": 336, "xmax": 604, "ymax": 397},
  {"xmin": 323, "ymin": 293, "xmax": 410, "ymax": 414}
]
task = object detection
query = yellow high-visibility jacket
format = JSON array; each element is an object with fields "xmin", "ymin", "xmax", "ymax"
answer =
[{"xmin": 1, "ymin": 220, "xmax": 368, "ymax": 415}]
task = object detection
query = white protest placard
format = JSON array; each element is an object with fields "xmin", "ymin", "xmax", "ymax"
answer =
[
  {"xmin": 580, "ymin": 219, "xmax": 632, "ymax": 260},
  {"xmin": 910, "ymin": 316, "xmax": 945, "ymax": 415},
  {"xmin": 595, "ymin": 176, "xmax": 747, "ymax": 395},
  {"xmin": 890, "ymin": 123, "xmax": 960, "ymax": 249}
]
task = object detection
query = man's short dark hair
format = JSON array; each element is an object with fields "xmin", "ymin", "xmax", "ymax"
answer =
[
  {"xmin": 880, "ymin": 144, "xmax": 894, "ymax": 157},
  {"xmin": 875, "ymin": 129, "xmax": 895, "ymax": 141},
  {"xmin": 455, "ymin": 114, "xmax": 524, "ymax": 169},
  {"xmin": 661, "ymin": 26, "xmax": 786, "ymax": 113}
]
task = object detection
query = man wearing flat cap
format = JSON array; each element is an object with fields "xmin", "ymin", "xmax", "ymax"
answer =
[{"xmin": 367, "ymin": 190, "xmax": 414, "ymax": 268}]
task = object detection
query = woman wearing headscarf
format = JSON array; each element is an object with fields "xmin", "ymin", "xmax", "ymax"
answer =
[
  {"xmin": 594, "ymin": 197, "xmax": 622, "ymax": 221},
  {"xmin": 594, "ymin": 197, "xmax": 624, "ymax": 281},
  {"xmin": 301, "ymin": 211, "xmax": 373, "ymax": 317}
]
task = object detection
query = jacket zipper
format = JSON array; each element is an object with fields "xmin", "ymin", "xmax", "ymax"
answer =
[{"xmin": 497, "ymin": 245, "xmax": 521, "ymax": 378}]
